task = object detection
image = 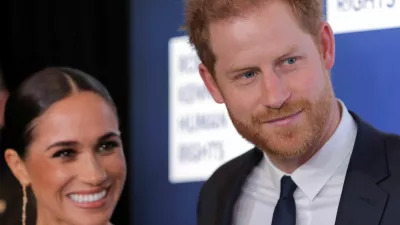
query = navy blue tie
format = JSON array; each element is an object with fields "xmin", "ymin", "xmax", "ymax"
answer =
[{"xmin": 271, "ymin": 176, "xmax": 297, "ymax": 225}]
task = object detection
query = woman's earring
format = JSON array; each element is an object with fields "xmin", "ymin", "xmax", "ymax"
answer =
[{"xmin": 22, "ymin": 185, "xmax": 28, "ymax": 225}]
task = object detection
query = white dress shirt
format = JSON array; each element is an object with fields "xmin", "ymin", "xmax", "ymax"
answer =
[{"xmin": 233, "ymin": 100, "xmax": 358, "ymax": 225}]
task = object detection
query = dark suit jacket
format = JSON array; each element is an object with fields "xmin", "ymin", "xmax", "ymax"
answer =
[{"xmin": 197, "ymin": 112, "xmax": 400, "ymax": 225}]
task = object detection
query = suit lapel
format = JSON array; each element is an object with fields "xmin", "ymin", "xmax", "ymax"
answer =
[
  {"xmin": 216, "ymin": 112, "xmax": 389, "ymax": 225},
  {"xmin": 335, "ymin": 112, "xmax": 389, "ymax": 225},
  {"xmin": 220, "ymin": 148, "xmax": 263, "ymax": 225}
]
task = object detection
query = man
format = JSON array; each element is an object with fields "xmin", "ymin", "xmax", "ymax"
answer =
[{"xmin": 184, "ymin": 0, "xmax": 400, "ymax": 225}]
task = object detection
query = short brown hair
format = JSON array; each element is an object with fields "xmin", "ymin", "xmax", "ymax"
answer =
[{"xmin": 184, "ymin": 0, "xmax": 323, "ymax": 75}]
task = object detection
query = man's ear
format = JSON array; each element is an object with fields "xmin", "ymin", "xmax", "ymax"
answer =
[
  {"xmin": 199, "ymin": 63, "xmax": 224, "ymax": 104},
  {"xmin": 318, "ymin": 22, "xmax": 335, "ymax": 70},
  {"xmin": 4, "ymin": 149, "xmax": 31, "ymax": 186}
]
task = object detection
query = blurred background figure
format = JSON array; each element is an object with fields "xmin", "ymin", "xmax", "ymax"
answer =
[
  {"xmin": 0, "ymin": 66, "xmax": 8, "ymax": 127},
  {"xmin": 0, "ymin": 64, "xmax": 36, "ymax": 225}
]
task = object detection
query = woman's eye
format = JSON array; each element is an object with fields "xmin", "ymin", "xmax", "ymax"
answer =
[
  {"xmin": 98, "ymin": 141, "xmax": 119, "ymax": 153},
  {"xmin": 52, "ymin": 149, "xmax": 76, "ymax": 158}
]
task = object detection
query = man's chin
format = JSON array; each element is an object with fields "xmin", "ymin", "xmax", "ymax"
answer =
[
  {"xmin": 255, "ymin": 135, "xmax": 311, "ymax": 159},
  {"xmin": 262, "ymin": 146, "xmax": 307, "ymax": 159}
]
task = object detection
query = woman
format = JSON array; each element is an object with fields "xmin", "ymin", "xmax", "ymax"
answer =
[{"xmin": 1, "ymin": 67, "xmax": 127, "ymax": 225}]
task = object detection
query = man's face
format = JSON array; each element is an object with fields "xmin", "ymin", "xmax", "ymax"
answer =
[{"xmin": 199, "ymin": 0, "xmax": 337, "ymax": 158}]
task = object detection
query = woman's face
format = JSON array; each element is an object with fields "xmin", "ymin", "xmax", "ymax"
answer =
[{"xmin": 23, "ymin": 91, "xmax": 126, "ymax": 225}]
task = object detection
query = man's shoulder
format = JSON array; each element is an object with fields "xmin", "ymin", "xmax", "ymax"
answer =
[
  {"xmin": 196, "ymin": 147, "xmax": 261, "ymax": 223},
  {"xmin": 199, "ymin": 147, "xmax": 260, "ymax": 194},
  {"xmin": 351, "ymin": 111, "xmax": 400, "ymax": 152},
  {"xmin": 355, "ymin": 114, "xmax": 400, "ymax": 154},
  {"xmin": 382, "ymin": 131, "xmax": 400, "ymax": 158},
  {"xmin": 354, "ymin": 115, "xmax": 400, "ymax": 170},
  {"xmin": 384, "ymin": 132, "xmax": 400, "ymax": 145}
]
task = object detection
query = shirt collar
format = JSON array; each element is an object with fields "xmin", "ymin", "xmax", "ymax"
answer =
[{"xmin": 262, "ymin": 99, "xmax": 358, "ymax": 201}]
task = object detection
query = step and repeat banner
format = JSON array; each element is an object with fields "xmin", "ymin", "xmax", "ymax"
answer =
[
  {"xmin": 168, "ymin": 36, "xmax": 253, "ymax": 183},
  {"xmin": 131, "ymin": 0, "xmax": 400, "ymax": 224}
]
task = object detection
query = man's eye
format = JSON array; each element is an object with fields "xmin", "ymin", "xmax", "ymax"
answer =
[
  {"xmin": 285, "ymin": 57, "xmax": 297, "ymax": 65},
  {"xmin": 242, "ymin": 71, "xmax": 256, "ymax": 79}
]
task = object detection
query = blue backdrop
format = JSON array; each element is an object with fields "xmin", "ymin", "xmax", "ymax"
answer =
[{"xmin": 130, "ymin": 0, "xmax": 400, "ymax": 224}]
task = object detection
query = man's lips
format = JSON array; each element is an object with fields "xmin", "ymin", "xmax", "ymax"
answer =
[{"xmin": 266, "ymin": 110, "xmax": 303, "ymax": 123}]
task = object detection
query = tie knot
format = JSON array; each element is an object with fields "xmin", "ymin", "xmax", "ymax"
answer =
[{"xmin": 280, "ymin": 176, "xmax": 297, "ymax": 199}]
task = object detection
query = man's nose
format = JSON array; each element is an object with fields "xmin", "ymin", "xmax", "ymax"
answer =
[{"xmin": 259, "ymin": 72, "xmax": 291, "ymax": 109}]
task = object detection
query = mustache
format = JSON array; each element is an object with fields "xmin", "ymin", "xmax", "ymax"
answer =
[{"xmin": 251, "ymin": 99, "xmax": 311, "ymax": 123}]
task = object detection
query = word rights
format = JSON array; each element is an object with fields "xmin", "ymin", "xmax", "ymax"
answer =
[{"xmin": 168, "ymin": 36, "xmax": 253, "ymax": 183}]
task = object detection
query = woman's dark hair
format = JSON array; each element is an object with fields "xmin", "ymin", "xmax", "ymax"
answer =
[{"xmin": 1, "ymin": 67, "xmax": 117, "ymax": 159}]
